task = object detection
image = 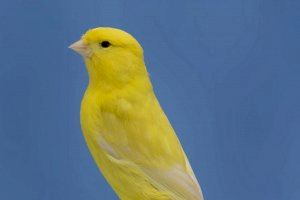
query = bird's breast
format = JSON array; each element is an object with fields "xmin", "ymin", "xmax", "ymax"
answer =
[{"xmin": 80, "ymin": 90, "xmax": 138, "ymax": 140}]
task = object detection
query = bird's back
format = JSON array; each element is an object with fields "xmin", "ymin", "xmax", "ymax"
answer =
[{"xmin": 80, "ymin": 81, "xmax": 204, "ymax": 200}]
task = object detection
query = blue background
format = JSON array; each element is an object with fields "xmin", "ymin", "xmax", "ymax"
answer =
[{"xmin": 0, "ymin": 0, "xmax": 299, "ymax": 199}]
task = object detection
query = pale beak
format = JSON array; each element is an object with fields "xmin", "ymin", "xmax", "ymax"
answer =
[{"xmin": 69, "ymin": 39, "xmax": 92, "ymax": 58}]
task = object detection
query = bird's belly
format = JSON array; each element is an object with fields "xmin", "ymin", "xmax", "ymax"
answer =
[
  {"xmin": 80, "ymin": 113, "xmax": 171, "ymax": 199},
  {"xmin": 83, "ymin": 134, "xmax": 171, "ymax": 200},
  {"xmin": 80, "ymin": 93, "xmax": 181, "ymax": 199}
]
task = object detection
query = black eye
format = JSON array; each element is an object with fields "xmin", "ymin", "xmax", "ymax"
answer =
[{"xmin": 100, "ymin": 41, "xmax": 111, "ymax": 48}]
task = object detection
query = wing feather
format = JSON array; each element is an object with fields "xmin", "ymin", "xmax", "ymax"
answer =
[{"xmin": 96, "ymin": 135, "xmax": 204, "ymax": 200}]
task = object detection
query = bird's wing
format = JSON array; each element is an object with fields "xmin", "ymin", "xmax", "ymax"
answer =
[
  {"xmin": 97, "ymin": 135, "xmax": 204, "ymax": 200},
  {"xmin": 91, "ymin": 93, "xmax": 204, "ymax": 199},
  {"xmin": 143, "ymin": 163, "xmax": 204, "ymax": 200}
]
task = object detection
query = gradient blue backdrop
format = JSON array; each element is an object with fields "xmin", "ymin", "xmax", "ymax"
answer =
[{"xmin": 0, "ymin": 1, "xmax": 299, "ymax": 200}]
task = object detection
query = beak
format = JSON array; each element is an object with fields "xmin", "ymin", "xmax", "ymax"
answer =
[{"xmin": 69, "ymin": 39, "xmax": 91, "ymax": 58}]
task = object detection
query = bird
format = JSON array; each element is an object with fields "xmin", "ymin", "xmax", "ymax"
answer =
[{"xmin": 69, "ymin": 27, "xmax": 204, "ymax": 200}]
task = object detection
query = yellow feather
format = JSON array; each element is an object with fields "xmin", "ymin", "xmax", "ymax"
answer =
[{"xmin": 70, "ymin": 27, "xmax": 204, "ymax": 200}]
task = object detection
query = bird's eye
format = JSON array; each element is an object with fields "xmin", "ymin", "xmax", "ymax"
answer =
[{"xmin": 100, "ymin": 41, "xmax": 111, "ymax": 48}]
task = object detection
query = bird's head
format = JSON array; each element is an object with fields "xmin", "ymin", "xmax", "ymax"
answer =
[{"xmin": 70, "ymin": 27, "xmax": 148, "ymax": 90}]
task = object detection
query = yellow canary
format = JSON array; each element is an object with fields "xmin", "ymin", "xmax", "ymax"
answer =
[{"xmin": 69, "ymin": 27, "xmax": 204, "ymax": 200}]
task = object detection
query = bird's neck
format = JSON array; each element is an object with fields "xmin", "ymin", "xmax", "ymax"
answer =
[
  {"xmin": 84, "ymin": 56, "xmax": 151, "ymax": 94},
  {"xmin": 87, "ymin": 75, "xmax": 153, "ymax": 97}
]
